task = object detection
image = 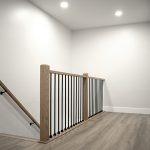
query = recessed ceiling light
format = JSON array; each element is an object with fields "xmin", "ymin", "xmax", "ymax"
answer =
[
  {"xmin": 60, "ymin": 1, "xmax": 69, "ymax": 9},
  {"xmin": 115, "ymin": 10, "xmax": 123, "ymax": 17}
]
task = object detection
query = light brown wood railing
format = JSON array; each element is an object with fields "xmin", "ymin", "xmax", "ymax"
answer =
[
  {"xmin": 0, "ymin": 65, "xmax": 105, "ymax": 143},
  {"xmin": 40, "ymin": 64, "xmax": 105, "ymax": 143},
  {"xmin": 0, "ymin": 80, "xmax": 40, "ymax": 128}
]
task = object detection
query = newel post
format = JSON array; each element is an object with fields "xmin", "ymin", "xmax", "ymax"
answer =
[
  {"xmin": 40, "ymin": 65, "xmax": 50, "ymax": 142},
  {"xmin": 83, "ymin": 73, "xmax": 89, "ymax": 121}
]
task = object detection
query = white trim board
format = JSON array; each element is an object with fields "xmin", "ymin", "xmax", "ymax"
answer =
[{"xmin": 103, "ymin": 106, "xmax": 150, "ymax": 114}]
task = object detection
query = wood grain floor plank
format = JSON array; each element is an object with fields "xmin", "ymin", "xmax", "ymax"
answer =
[{"xmin": 0, "ymin": 112, "xmax": 150, "ymax": 150}]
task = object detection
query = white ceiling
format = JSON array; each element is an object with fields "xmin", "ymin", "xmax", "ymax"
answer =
[{"xmin": 29, "ymin": 0, "xmax": 150, "ymax": 30}]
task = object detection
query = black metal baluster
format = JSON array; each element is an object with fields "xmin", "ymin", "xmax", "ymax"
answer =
[
  {"xmin": 73, "ymin": 76, "xmax": 75, "ymax": 126},
  {"xmin": 65, "ymin": 75, "xmax": 67, "ymax": 130},
  {"xmin": 98, "ymin": 79, "xmax": 100, "ymax": 113},
  {"xmin": 89, "ymin": 78, "xmax": 91, "ymax": 117},
  {"xmin": 99, "ymin": 79, "xmax": 101, "ymax": 113},
  {"xmin": 71, "ymin": 76, "xmax": 73, "ymax": 127},
  {"xmin": 93, "ymin": 79, "xmax": 95, "ymax": 115},
  {"xmin": 80, "ymin": 77, "xmax": 82, "ymax": 122},
  {"xmin": 81, "ymin": 78, "xmax": 83, "ymax": 121},
  {"xmin": 78, "ymin": 76, "xmax": 80, "ymax": 123},
  {"xmin": 54, "ymin": 74, "xmax": 56, "ymax": 136},
  {"xmin": 50, "ymin": 73, "xmax": 52, "ymax": 138},
  {"xmin": 58, "ymin": 74, "xmax": 60, "ymax": 134},
  {"xmin": 91, "ymin": 78, "xmax": 92, "ymax": 116},
  {"xmin": 97, "ymin": 80, "xmax": 99, "ymax": 113},
  {"xmin": 95, "ymin": 79, "xmax": 97, "ymax": 114},
  {"xmin": 68, "ymin": 75, "xmax": 70, "ymax": 129},
  {"xmin": 101, "ymin": 80, "xmax": 103, "ymax": 112},
  {"xmin": 76, "ymin": 76, "xmax": 77, "ymax": 125},
  {"xmin": 61, "ymin": 75, "xmax": 63, "ymax": 132},
  {"xmin": 92, "ymin": 78, "xmax": 94, "ymax": 116}
]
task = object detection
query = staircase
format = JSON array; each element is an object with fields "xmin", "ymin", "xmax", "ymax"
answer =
[{"xmin": 0, "ymin": 64, "xmax": 105, "ymax": 143}]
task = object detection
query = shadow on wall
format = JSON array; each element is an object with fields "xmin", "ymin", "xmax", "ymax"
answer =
[
  {"xmin": 103, "ymin": 81, "xmax": 112, "ymax": 108},
  {"xmin": 0, "ymin": 87, "xmax": 40, "ymax": 139}
]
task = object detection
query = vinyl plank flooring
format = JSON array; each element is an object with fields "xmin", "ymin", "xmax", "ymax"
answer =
[{"xmin": 0, "ymin": 112, "xmax": 150, "ymax": 150}]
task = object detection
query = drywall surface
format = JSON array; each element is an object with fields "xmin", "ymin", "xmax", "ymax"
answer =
[
  {"xmin": 0, "ymin": 0, "xmax": 72, "ymax": 138},
  {"xmin": 72, "ymin": 22, "xmax": 150, "ymax": 114},
  {"xmin": 0, "ymin": 0, "xmax": 150, "ymax": 139},
  {"xmin": 0, "ymin": 87, "xmax": 40, "ymax": 139}
]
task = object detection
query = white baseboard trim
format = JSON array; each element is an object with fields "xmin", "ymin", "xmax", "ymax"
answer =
[{"xmin": 103, "ymin": 106, "xmax": 150, "ymax": 114}]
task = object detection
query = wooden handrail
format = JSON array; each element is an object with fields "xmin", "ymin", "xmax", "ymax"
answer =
[
  {"xmin": 50, "ymin": 70, "xmax": 105, "ymax": 80},
  {"xmin": 0, "ymin": 80, "xmax": 40, "ymax": 128},
  {"xmin": 50, "ymin": 70, "xmax": 84, "ymax": 77},
  {"xmin": 40, "ymin": 64, "xmax": 105, "ymax": 142},
  {"xmin": 89, "ymin": 76, "xmax": 105, "ymax": 81}
]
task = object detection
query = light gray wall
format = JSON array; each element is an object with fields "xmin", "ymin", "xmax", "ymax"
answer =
[
  {"xmin": 0, "ymin": 0, "xmax": 72, "ymax": 138},
  {"xmin": 71, "ymin": 22, "xmax": 150, "ymax": 113},
  {"xmin": 1, "ymin": 0, "xmax": 150, "ymax": 139}
]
